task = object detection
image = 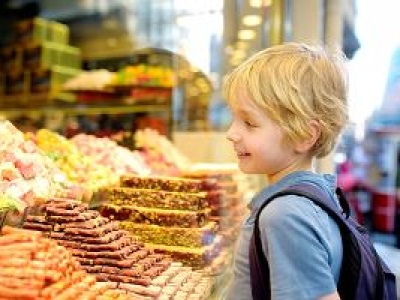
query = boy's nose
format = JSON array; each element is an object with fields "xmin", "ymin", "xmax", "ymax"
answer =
[{"xmin": 226, "ymin": 126, "xmax": 239, "ymax": 142}]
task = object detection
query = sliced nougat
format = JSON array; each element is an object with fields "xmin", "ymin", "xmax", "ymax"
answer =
[
  {"xmin": 101, "ymin": 205, "xmax": 210, "ymax": 228},
  {"xmin": 100, "ymin": 187, "xmax": 208, "ymax": 210},
  {"xmin": 120, "ymin": 175, "xmax": 202, "ymax": 193},
  {"xmin": 119, "ymin": 221, "xmax": 217, "ymax": 247}
]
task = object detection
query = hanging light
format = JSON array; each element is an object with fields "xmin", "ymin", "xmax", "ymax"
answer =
[
  {"xmin": 242, "ymin": 15, "xmax": 262, "ymax": 27},
  {"xmin": 250, "ymin": 0, "xmax": 272, "ymax": 7},
  {"xmin": 250, "ymin": 0, "xmax": 263, "ymax": 8},
  {"xmin": 238, "ymin": 29, "xmax": 256, "ymax": 40}
]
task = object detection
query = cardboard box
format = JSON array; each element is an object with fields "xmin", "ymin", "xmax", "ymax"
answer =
[
  {"xmin": 23, "ymin": 42, "xmax": 81, "ymax": 70},
  {"xmin": 13, "ymin": 18, "xmax": 49, "ymax": 46},
  {"xmin": 4, "ymin": 69, "xmax": 28, "ymax": 96},
  {"xmin": 0, "ymin": 46, "xmax": 23, "ymax": 71},
  {"xmin": 27, "ymin": 66, "xmax": 79, "ymax": 105},
  {"xmin": 48, "ymin": 21, "xmax": 69, "ymax": 44},
  {"xmin": 58, "ymin": 44, "xmax": 81, "ymax": 69}
]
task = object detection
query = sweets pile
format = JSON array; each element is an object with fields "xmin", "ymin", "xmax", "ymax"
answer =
[
  {"xmin": 63, "ymin": 70, "xmax": 116, "ymax": 91},
  {"xmin": 28, "ymin": 129, "xmax": 119, "ymax": 191},
  {"xmin": 101, "ymin": 175, "xmax": 222, "ymax": 269},
  {"xmin": 0, "ymin": 121, "xmax": 71, "ymax": 211},
  {"xmin": 0, "ymin": 226, "xmax": 132, "ymax": 299},
  {"xmin": 23, "ymin": 198, "xmax": 213, "ymax": 299},
  {"xmin": 181, "ymin": 165, "xmax": 249, "ymax": 274},
  {"xmin": 71, "ymin": 133, "xmax": 151, "ymax": 176},
  {"xmin": 135, "ymin": 129, "xmax": 190, "ymax": 176},
  {"xmin": 111, "ymin": 65, "xmax": 175, "ymax": 88},
  {"xmin": 183, "ymin": 166, "xmax": 247, "ymax": 247}
]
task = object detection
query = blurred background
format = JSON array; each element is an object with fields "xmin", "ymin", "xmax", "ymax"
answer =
[{"xmin": 1, "ymin": 1, "xmax": 400, "ymax": 296}]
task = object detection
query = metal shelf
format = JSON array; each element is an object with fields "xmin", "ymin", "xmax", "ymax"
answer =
[
  {"xmin": 0, "ymin": 95, "xmax": 173, "ymax": 136},
  {"xmin": 0, "ymin": 103, "xmax": 170, "ymax": 116}
]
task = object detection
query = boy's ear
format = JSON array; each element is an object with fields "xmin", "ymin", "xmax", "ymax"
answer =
[{"xmin": 294, "ymin": 120, "xmax": 321, "ymax": 154}]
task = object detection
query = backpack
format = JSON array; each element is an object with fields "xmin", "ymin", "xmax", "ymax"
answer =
[{"xmin": 249, "ymin": 183, "xmax": 397, "ymax": 300}]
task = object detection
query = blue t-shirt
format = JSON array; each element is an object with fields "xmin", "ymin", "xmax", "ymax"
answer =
[{"xmin": 225, "ymin": 171, "xmax": 343, "ymax": 300}]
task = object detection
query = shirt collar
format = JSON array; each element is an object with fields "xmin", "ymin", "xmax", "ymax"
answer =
[{"xmin": 248, "ymin": 171, "xmax": 337, "ymax": 211}]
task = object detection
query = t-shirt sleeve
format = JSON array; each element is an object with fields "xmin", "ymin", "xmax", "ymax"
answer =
[{"xmin": 258, "ymin": 195, "xmax": 338, "ymax": 299}]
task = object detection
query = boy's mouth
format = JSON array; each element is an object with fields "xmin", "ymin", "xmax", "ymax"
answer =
[{"xmin": 237, "ymin": 151, "xmax": 250, "ymax": 157}]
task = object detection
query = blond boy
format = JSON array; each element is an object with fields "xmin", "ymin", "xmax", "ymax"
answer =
[{"xmin": 224, "ymin": 43, "xmax": 348, "ymax": 300}]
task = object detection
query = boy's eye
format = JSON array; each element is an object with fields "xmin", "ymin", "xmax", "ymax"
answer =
[{"xmin": 244, "ymin": 120, "xmax": 256, "ymax": 127}]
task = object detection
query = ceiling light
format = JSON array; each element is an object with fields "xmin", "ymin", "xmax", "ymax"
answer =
[
  {"xmin": 243, "ymin": 15, "xmax": 262, "ymax": 26},
  {"xmin": 250, "ymin": 0, "xmax": 262, "ymax": 7},
  {"xmin": 238, "ymin": 29, "xmax": 256, "ymax": 40},
  {"xmin": 250, "ymin": 0, "xmax": 271, "ymax": 7}
]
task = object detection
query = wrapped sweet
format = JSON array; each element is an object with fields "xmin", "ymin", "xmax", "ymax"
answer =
[
  {"xmin": 145, "ymin": 236, "xmax": 222, "ymax": 269},
  {"xmin": 0, "ymin": 121, "xmax": 72, "ymax": 211},
  {"xmin": 134, "ymin": 128, "xmax": 190, "ymax": 175},
  {"xmin": 63, "ymin": 69, "xmax": 115, "ymax": 91},
  {"xmin": 100, "ymin": 174, "xmax": 224, "ymax": 269},
  {"xmin": 23, "ymin": 198, "xmax": 213, "ymax": 299},
  {"xmin": 120, "ymin": 175, "xmax": 202, "ymax": 193},
  {"xmin": 0, "ymin": 226, "xmax": 134, "ymax": 299},
  {"xmin": 28, "ymin": 129, "xmax": 119, "ymax": 191},
  {"xmin": 101, "ymin": 205, "xmax": 210, "ymax": 228},
  {"xmin": 118, "ymin": 222, "xmax": 217, "ymax": 248},
  {"xmin": 101, "ymin": 187, "xmax": 208, "ymax": 210},
  {"xmin": 71, "ymin": 133, "xmax": 151, "ymax": 176}
]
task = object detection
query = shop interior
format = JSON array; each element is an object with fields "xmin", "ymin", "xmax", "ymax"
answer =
[{"xmin": 0, "ymin": 0, "xmax": 399, "ymax": 299}]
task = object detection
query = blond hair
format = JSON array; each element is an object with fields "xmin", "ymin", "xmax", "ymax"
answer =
[{"xmin": 223, "ymin": 42, "xmax": 349, "ymax": 158}]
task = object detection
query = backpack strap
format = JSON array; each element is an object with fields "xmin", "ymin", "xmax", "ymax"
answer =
[
  {"xmin": 249, "ymin": 183, "xmax": 377, "ymax": 300},
  {"xmin": 249, "ymin": 184, "xmax": 346, "ymax": 299},
  {"xmin": 283, "ymin": 184, "xmax": 351, "ymax": 220}
]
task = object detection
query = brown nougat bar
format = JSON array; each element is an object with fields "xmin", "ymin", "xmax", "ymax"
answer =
[
  {"xmin": 100, "ymin": 187, "xmax": 208, "ymax": 210},
  {"xmin": 120, "ymin": 175, "xmax": 202, "ymax": 193},
  {"xmin": 144, "ymin": 238, "xmax": 222, "ymax": 269},
  {"xmin": 119, "ymin": 221, "xmax": 217, "ymax": 247},
  {"xmin": 101, "ymin": 205, "xmax": 210, "ymax": 228}
]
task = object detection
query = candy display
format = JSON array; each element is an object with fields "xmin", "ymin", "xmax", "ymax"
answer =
[
  {"xmin": 22, "ymin": 198, "xmax": 213, "ymax": 299},
  {"xmin": 101, "ymin": 187, "xmax": 208, "ymax": 211},
  {"xmin": 0, "ymin": 226, "xmax": 133, "ymax": 299},
  {"xmin": 0, "ymin": 195, "xmax": 24, "ymax": 212},
  {"xmin": 24, "ymin": 198, "xmax": 171, "ymax": 284},
  {"xmin": 120, "ymin": 175, "xmax": 202, "ymax": 193},
  {"xmin": 144, "ymin": 237, "xmax": 222, "ymax": 269},
  {"xmin": 71, "ymin": 133, "xmax": 151, "ymax": 176},
  {"xmin": 0, "ymin": 121, "xmax": 72, "ymax": 211},
  {"xmin": 111, "ymin": 65, "xmax": 175, "ymax": 88},
  {"xmin": 28, "ymin": 129, "xmax": 119, "ymax": 191},
  {"xmin": 63, "ymin": 69, "xmax": 116, "ymax": 91},
  {"xmin": 134, "ymin": 129, "xmax": 190, "ymax": 175},
  {"xmin": 178, "ymin": 164, "xmax": 250, "ymax": 277},
  {"xmin": 100, "ymin": 184, "xmax": 216, "ymax": 248},
  {"xmin": 183, "ymin": 166, "xmax": 248, "ymax": 247},
  {"xmin": 0, "ymin": 120, "xmax": 241, "ymax": 298},
  {"xmin": 102, "ymin": 205, "xmax": 211, "ymax": 228},
  {"xmin": 118, "ymin": 221, "xmax": 217, "ymax": 248},
  {"xmin": 100, "ymin": 175, "xmax": 223, "ymax": 269}
]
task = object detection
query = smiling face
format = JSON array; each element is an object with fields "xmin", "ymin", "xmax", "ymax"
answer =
[
  {"xmin": 223, "ymin": 43, "xmax": 349, "ymax": 161},
  {"xmin": 226, "ymin": 88, "xmax": 313, "ymax": 183}
]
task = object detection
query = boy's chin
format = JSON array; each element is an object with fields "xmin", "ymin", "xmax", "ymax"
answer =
[{"xmin": 237, "ymin": 165, "xmax": 261, "ymax": 174}]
